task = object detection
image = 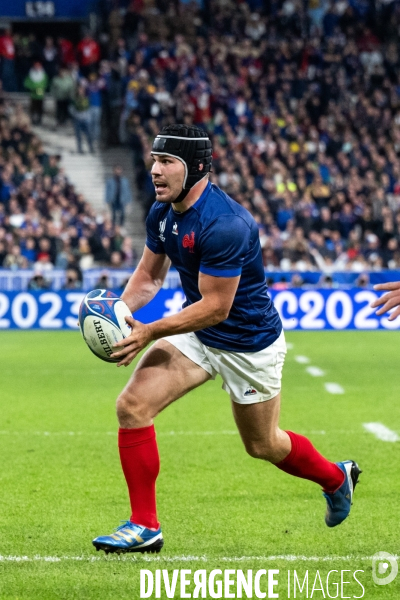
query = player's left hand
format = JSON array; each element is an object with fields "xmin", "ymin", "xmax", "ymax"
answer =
[
  {"xmin": 110, "ymin": 316, "xmax": 153, "ymax": 367},
  {"xmin": 371, "ymin": 281, "xmax": 400, "ymax": 321}
]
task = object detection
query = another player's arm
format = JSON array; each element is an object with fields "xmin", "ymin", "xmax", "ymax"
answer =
[
  {"xmin": 112, "ymin": 272, "xmax": 240, "ymax": 366},
  {"xmin": 121, "ymin": 246, "xmax": 171, "ymax": 313},
  {"xmin": 371, "ymin": 280, "xmax": 400, "ymax": 320}
]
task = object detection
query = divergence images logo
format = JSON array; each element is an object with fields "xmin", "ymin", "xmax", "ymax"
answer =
[{"xmin": 372, "ymin": 552, "xmax": 398, "ymax": 585}]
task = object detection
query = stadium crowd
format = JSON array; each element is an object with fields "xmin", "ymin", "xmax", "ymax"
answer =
[
  {"xmin": 1, "ymin": 0, "xmax": 400, "ymax": 276},
  {"xmin": 0, "ymin": 101, "xmax": 134, "ymax": 286},
  {"xmin": 120, "ymin": 0, "xmax": 400, "ymax": 274}
]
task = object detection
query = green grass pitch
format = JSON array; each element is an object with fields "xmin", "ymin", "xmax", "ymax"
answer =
[{"xmin": 0, "ymin": 330, "xmax": 399, "ymax": 599}]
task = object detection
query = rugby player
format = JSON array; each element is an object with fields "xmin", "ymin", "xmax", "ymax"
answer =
[{"xmin": 92, "ymin": 125, "xmax": 361, "ymax": 554}]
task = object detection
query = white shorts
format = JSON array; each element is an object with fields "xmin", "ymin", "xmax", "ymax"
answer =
[{"xmin": 162, "ymin": 330, "xmax": 287, "ymax": 405}]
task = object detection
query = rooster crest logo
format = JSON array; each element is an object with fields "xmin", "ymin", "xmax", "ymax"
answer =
[{"xmin": 182, "ymin": 231, "xmax": 195, "ymax": 253}]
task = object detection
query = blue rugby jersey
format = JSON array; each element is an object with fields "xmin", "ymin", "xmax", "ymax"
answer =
[{"xmin": 145, "ymin": 181, "xmax": 282, "ymax": 352}]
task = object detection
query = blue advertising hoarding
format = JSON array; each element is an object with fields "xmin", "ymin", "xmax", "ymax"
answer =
[
  {"xmin": 1, "ymin": 288, "xmax": 399, "ymax": 331},
  {"xmin": 0, "ymin": 0, "xmax": 93, "ymax": 19}
]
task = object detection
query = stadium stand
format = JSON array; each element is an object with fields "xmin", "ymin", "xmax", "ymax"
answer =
[
  {"xmin": 1, "ymin": 0, "xmax": 400, "ymax": 283},
  {"xmin": 0, "ymin": 100, "xmax": 134, "ymax": 288}
]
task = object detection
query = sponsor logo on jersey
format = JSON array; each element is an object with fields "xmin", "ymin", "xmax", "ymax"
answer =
[
  {"xmin": 182, "ymin": 231, "xmax": 195, "ymax": 252},
  {"xmin": 244, "ymin": 386, "xmax": 257, "ymax": 396},
  {"xmin": 172, "ymin": 222, "xmax": 178, "ymax": 235},
  {"xmin": 159, "ymin": 219, "xmax": 166, "ymax": 242}
]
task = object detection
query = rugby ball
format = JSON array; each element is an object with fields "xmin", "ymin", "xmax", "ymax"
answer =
[{"xmin": 78, "ymin": 289, "xmax": 132, "ymax": 362}]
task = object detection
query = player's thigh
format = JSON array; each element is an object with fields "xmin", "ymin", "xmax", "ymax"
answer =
[{"xmin": 118, "ymin": 338, "xmax": 211, "ymax": 420}]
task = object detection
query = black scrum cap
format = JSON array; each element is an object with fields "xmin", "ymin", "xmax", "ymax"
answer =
[{"xmin": 151, "ymin": 124, "xmax": 212, "ymax": 201}]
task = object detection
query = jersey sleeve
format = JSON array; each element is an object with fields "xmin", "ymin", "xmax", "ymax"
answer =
[
  {"xmin": 145, "ymin": 204, "xmax": 165, "ymax": 254},
  {"xmin": 199, "ymin": 215, "xmax": 251, "ymax": 277}
]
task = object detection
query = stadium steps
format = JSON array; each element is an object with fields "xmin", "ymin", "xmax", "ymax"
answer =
[
  {"xmin": 6, "ymin": 92, "xmax": 146, "ymax": 260},
  {"xmin": 33, "ymin": 123, "xmax": 147, "ymax": 260}
]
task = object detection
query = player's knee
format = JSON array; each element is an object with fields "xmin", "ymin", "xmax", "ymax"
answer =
[
  {"xmin": 245, "ymin": 439, "xmax": 280, "ymax": 463},
  {"xmin": 116, "ymin": 392, "xmax": 151, "ymax": 426}
]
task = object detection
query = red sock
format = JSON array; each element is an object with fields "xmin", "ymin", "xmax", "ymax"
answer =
[
  {"xmin": 118, "ymin": 425, "xmax": 160, "ymax": 529},
  {"xmin": 276, "ymin": 431, "xmax": 345, "ymax": 492}
]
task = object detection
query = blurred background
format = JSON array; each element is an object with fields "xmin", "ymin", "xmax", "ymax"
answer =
[{"xmin": 1, "ymin": 0, "xmax": 400, "ymax": 329}]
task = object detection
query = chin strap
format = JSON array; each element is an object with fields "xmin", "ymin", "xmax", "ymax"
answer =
[
  {"xmin": 173, "ymin": 188, "xmax": 190, "ymax": 203},
  {"xmin": 173, "ymin": 174, "xmax": 209, "ymax": 203}
]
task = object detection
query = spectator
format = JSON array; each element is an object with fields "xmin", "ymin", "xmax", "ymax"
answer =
[
  {"xmin": 102, "ymin": 64, "xmax": 124, "ymax": 146},
  {"xmin": 57, "ymin": 36, "xmax": 75, "ymax": 67},
  {"xmin": 69, "ymin": 84, "xmax": 94, "ymax": 154},
  {"xmin": 355, "ymin": 273, "xmax": 370, "ymax": 288},
  {"xmin": 110, "ymin": 250, "xmax": 123, "ymax": 268},
  {"xmin": 0, "ymin": 239, "xmax": 7, "ymax": 266},
  {"xmin": 77, "ymin": 33, "xmax": 100, "ymax": 77},
  {"xmin": 42, "ymin": 37, "xmax": 59, "ymax": 81},
  {"xmin": 51, "ymin": 67, "xmax": 75, "ymax": 126},
  {"xmin": 3, "ymin": 244, "xmax": 27, "ymax": 269},
  {"xmin": 23, "ymin": 61, "xmax": 48, "ymax": 125},
  {"xmin": 0, "ymin": 167, "xmax": 16, "ymax": 206},
  {"xmin": 33, "ymin": 238, "xmax": 54, "ymax": 273},
  {"xmin": 94, "ymin": 270, "xmax": 111, "ymax": 289},
  {"xmin": 105, "ymin": 165, "xmax": 132, "ymax": 226},
  {"xmin": 28, "ymin": 271, "xmax": 50, "ymax": 290},
  {"xmin": 61, "ymin": 268, "xmax": 82, "ymax": 289},
  {"xmin": 86, "ymin": 71, "xmax": 106, "ymax": 147},
  {"xmin": 20, "ymin": 236, "xmax": 36, "ymax": 265},
  {"xmin": 0, "ymin": 27, "xmax": 17, "ymax": 92},
  {"xmin": 78, "ymin": 237, "xmax": 94, "ymax": 270}
]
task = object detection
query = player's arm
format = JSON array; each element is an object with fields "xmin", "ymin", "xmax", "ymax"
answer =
[
  {"xmin": 121, "ymin": 246, "xmax": 171, "ymax": 313},
  {"xmin": 371, "ymin": 281, "xmax": 400, "ymax": 320},
  {"xmin": 112, "ymin": 272, "xmax": 240, "ymax": 367}
]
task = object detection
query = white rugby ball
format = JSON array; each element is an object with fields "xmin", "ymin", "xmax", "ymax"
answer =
[{"xmin": 78, "ymin": 289, "xmax": 131, "ymax": 362}]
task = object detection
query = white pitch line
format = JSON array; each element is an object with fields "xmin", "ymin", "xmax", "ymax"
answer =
[
  {"xmin": 0, "ymin": 431, "xmax": 239, "ymax": 437},
  {"xmin": 305, "ymin": 366, "xmax": 325, "ymax": 377},
  {"xmin": 363, "ymin": 422, "xmax": 400, "ymax": 442},
  {"xmin": 160, "ymin": 430, "xmax": 238, "ymax": 436},
  {"xmin": 0, "ymin": 554, "xmax": 392, "ymax": 563},
  {"xmin": 286, "ymin": 342, "xmax": 294, "ymax": 350},
  {"xmin": 294, "ymin": 355, "xmax": 310, "ymax": 364},
  {"xmin": 324, "ymin": 383, "xmax": 345, "ymax": 395},
  {"xmin": 0, "ymin": 430, "xmax": 327, "ymax": 437}
]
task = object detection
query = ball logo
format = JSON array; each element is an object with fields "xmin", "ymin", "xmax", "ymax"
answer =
[
  {"xmin": 93, "ymin": 319, "xmax": 113, "ymax": 358},
  {"xmin": 182, "ymin": 231, "xmax": 195, "ymax": 253},
  {"xmin": 372, "ymin": 552, "xmax": 398, "ymax": 585}
]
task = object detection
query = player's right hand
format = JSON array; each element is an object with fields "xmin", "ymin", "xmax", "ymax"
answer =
[
  {"xmin": 110, "ymin": 316, "xmax": 153, "ymax": 367},
  {"xmin": 371, "ymin": 281, "xmax": 400, "ymax": 320}
]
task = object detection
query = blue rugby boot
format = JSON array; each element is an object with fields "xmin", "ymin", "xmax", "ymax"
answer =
[
  {"xmin": 323, "ymin": 460, "xmax": 362, "ymax": 527},
  {"xmin": 92, "ymin": 521, "xmax": 163, "ymax": 554}
]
